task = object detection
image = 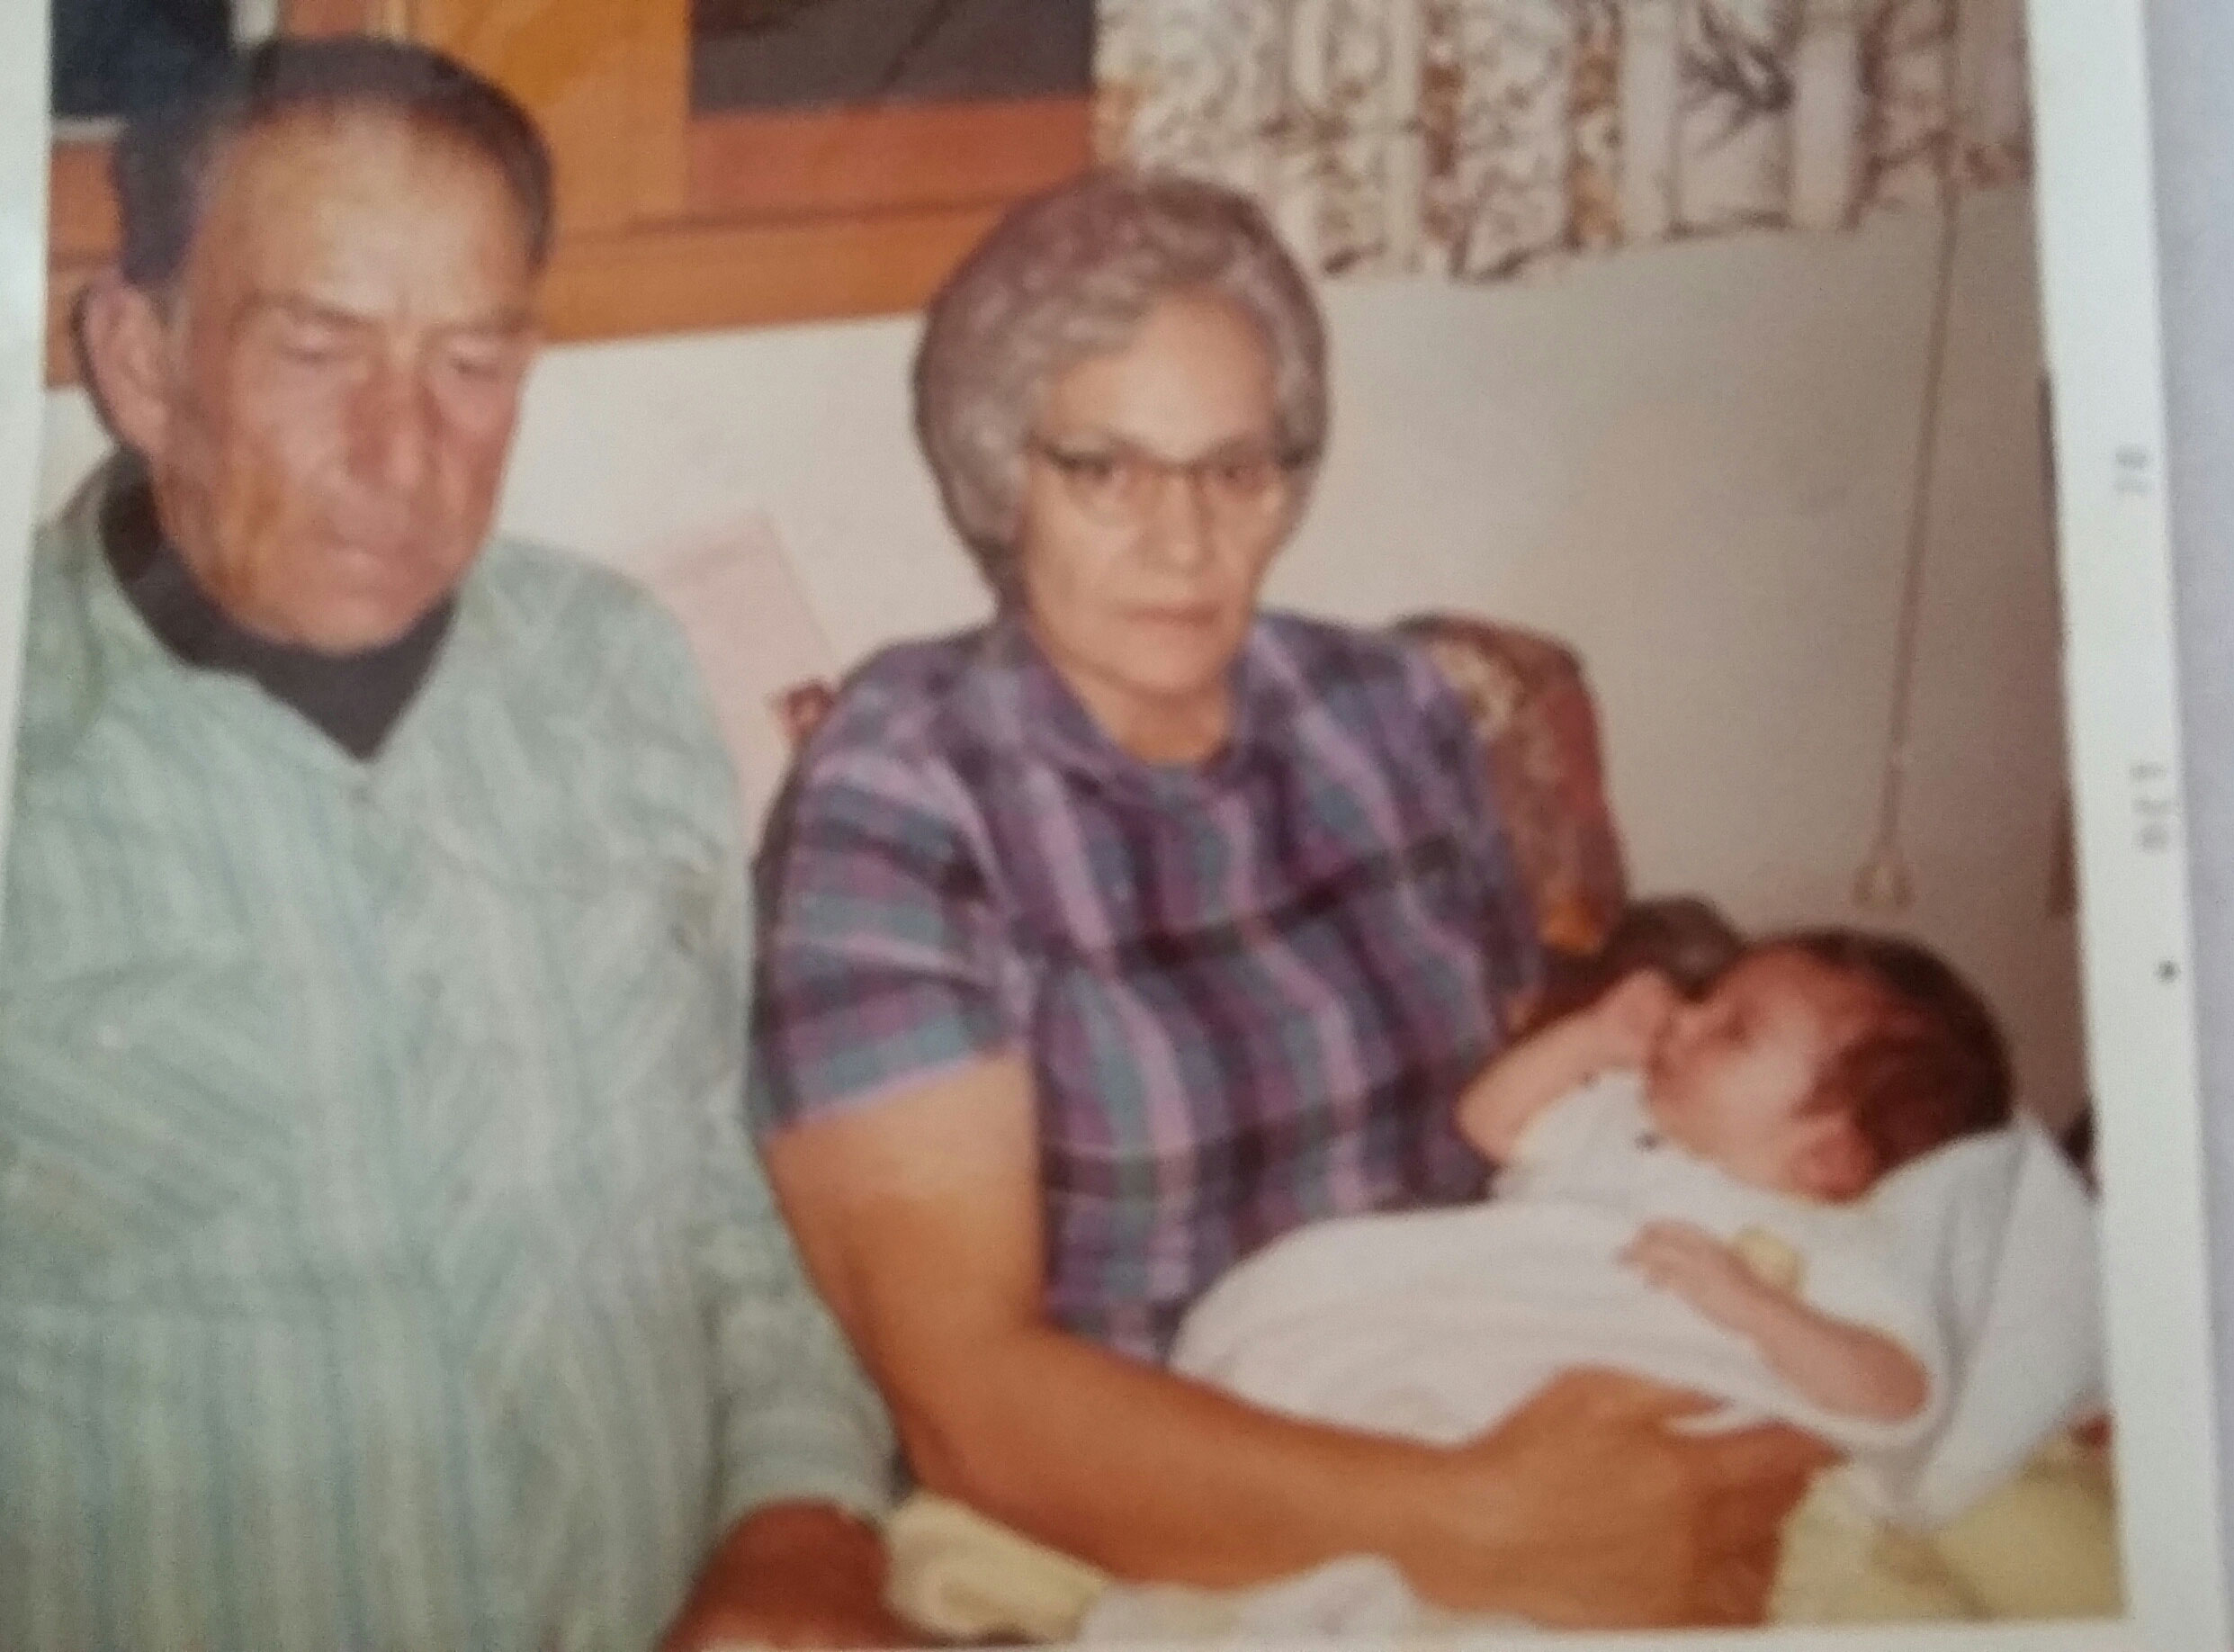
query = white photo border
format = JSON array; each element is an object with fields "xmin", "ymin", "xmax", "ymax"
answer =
[
  {"xmin": 2025, "ymin": 0, "xmax": 2230, "ymax": 1647},
  {"xmin": 2148, "ymin": 0, "xmax": 2234, "ymax": 1634},
  {"xmin": 0, "ymin": 2, "xmax": 2223, "ymax": 1648},
  {"xmin": 0, "ymin": 0, "xmax": 45, "ymax": 893}
]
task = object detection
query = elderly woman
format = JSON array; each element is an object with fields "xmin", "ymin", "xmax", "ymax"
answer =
[{"xmin": 750, "ymin": 170, "xmax": 1823, "ymax": 1627}]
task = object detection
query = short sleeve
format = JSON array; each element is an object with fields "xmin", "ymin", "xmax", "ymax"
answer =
[{"xmin": 748, "ymin": 735, "xmax": 1016, "ymax": 1135}]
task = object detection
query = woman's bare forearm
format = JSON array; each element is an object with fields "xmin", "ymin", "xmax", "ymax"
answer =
[
  {"xmin": 897, "ymin": 1318, "xmax": 1463, "ymax": 1588},
  {"xmin": 760, "ymin": 1058, "xmax": 1520, "ymax": 1601},
  {"xmin": 761, "ymin": 1055, "xmax": 1826, "ymax": 1625},
  {"xmin": 896, "ymin": 1324, "xmax": 1830, "ymax": 1627}
]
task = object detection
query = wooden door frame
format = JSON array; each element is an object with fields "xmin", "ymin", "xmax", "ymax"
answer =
[{"xmin": 44, "ymin": 0, "xmax": 1090, "ymax": 382}]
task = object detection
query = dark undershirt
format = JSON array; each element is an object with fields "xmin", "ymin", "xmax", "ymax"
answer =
[{"xmin": 101, "ymin": 468, "xmax": 453, "ymax": 760}]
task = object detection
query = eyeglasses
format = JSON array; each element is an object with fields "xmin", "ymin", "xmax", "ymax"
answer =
[{"xmin": 1027, "ymin": 435, "xmax": 1310, "ymax": 526}]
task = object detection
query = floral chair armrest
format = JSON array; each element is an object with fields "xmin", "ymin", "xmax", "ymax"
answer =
[{"xmin": 1395, "ymin": 613, "xmax": 1630, "ymax": 959}]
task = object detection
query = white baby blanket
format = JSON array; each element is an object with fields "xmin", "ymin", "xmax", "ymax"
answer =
[
  {"xmin": 1172, "ymin": 1101, "xmax": 2102, "ymax": 1531},
  {"xmin": 1081, "ymin": 1103, "xmax": 2108, "ymax": 1640}
]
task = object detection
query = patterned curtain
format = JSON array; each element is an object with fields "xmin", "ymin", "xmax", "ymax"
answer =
[{"xmin": 1095, "ymin": 0, "xmax": 2032, "ymax": 281}]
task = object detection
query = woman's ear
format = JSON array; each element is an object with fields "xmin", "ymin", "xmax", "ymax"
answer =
[
  {"xmin": 1792, "ymin": 1116, "xmax": 1877, "ymax": 1202},
  {"xmin": 75, "ymin": 274, "xmax": 178, "ymax": 462}
]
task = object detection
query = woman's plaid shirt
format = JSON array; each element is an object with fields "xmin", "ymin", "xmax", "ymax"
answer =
[{"xmin": 749, "ymin": 611, "xmax": 1542, "ymax": 1360}]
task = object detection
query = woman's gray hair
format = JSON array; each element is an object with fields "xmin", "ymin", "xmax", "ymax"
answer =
[{"xmin": 913, "ymin": 168, "xmax": 1330, "ymax": 595}]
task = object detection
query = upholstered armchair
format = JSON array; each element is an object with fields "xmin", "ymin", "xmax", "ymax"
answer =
[{"xmin": 1395, "ymin": 612, "xmax": 1631, "ymax": 964}]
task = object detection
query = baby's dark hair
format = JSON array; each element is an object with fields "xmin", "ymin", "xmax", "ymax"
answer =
[
  {"xmin": 1595, "ymin": 897, "xmax": 1746, "ymax": 999},
  {"xmin": 1768, "ymin": 929, "xmax": 2014, "ymax": 1179},
  {"xmin": 1534, "ymin": 894, "xmax": 1746, "ymax": 1028}
]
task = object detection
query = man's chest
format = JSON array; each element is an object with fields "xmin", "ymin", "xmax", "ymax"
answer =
[{"xmin": 0, "ymin": 730, "xmax": 722, "ymax": 1279}]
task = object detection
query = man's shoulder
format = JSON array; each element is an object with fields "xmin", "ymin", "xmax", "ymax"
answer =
[
  {"xmin": 24, "ymin": 481, "xmax": 111, "ymax": 616},
  {"xmin": 22, "ymin": 508, "xmax": 93, "ymax": 631},
  {"xmin": 469, "ymin": 535, "xmax": 673, "ymax": 644},
  {"xmin": 461, "ymin": 537, "xmax": 713, "ymax": 709},
  {"xmin": 460, "ymin": 536, "xmax": 741, "ymax": 800},
  {"xmin": 12, "ymin": 504, "xmax": 130, "ymax": 754}
]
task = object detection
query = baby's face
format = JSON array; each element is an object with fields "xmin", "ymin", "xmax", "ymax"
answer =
[{"xmin": 1644, "ymin": 949, "xmax": 1876, "ymax": 1198}]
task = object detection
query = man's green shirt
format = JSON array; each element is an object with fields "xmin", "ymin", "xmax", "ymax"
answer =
[{"xmin": 0, "ymin": 463, "xmax": 892, "ymax": 1650}]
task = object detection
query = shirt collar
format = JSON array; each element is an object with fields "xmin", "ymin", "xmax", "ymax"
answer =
[
  {"xmin": 981, "ymin": 607, "xmax": 1289, "ymax": 799},
  {"xmin": 95, "ymin": 455, "xmax": 453, "ymax": 760},
  {"xmin": 46, "ymin": 453, "xmax": 489, "ymax": 781}
]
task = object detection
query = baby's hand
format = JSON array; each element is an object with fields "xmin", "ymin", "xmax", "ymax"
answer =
[
  {"xmin": 1623, "ymin": 1220, "xmax": 1780, "ymax": 1334},
  {"xmin": 1586, "ymin": 969, "xmax": 1681, "ymax": 1070}
]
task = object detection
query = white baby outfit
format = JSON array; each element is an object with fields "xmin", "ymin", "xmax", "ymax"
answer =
[
  {"xmin": 1172, "ymin": 1071, "xmax": 2102, "ymax": 1525},
  {"xmin": 1083, "ymin": 1071, "xmax": 2104, "ymax": 1642}
]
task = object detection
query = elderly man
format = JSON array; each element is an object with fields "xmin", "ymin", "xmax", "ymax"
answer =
[{"xmin": 0, "ymin": 37, "xmax": 900, "ymax": 1652}]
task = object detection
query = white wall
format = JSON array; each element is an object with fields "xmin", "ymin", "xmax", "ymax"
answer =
[
  {"xmin": 1296, "ymin": 189, "xmax": 2082, "ymax": 1124},
  {"xmin": 35, "ymin": 186, "xmax": 2085, "ymax": 1123}
]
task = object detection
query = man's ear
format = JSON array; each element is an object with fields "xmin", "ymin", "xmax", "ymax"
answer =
[
  {"xmin": 1792, "ymin": 1116, "xmax": 1876, "ymax": 1202},
  {"xmin": 75, "ymin": 273, "xmax": 177, "ymax": 460}
]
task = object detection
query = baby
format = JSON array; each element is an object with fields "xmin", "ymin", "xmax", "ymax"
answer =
[
  {"xmin": 1171, "ymin": 928, "xmax": 2061, "ymax": 1492},
  {"xmin": 1077, "ymin": 930, "xmax": 2098, "ymax": 1640},
  {"xmin": 1459, "ymin": 929, "xmax": 2011, "ymax": 1424}
]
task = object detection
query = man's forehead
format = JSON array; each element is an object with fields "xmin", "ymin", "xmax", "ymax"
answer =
[
  {"xmin": 181, "ymin": 107, "xmax": 536, "ymax": 317},
  {"xmin": 245, "ymin": 290, "xmax": 535, "ymax": 336}
]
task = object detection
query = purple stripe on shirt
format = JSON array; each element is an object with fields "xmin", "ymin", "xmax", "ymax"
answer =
[{"xmin": 750, "ymin": 610, "xmax": 1541, "ymax": 1360}]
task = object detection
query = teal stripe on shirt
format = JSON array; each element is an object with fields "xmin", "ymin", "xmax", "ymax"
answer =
[{"xmin": 0, "ymin": 459, "xmax": 893, "ymax": 1652}]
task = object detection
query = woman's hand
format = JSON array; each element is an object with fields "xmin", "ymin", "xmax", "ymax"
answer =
[
  {"xmin": 659, "ymin": 1502, "xmax": 911, "ymax": 1651},
  {"xmin": 1415, "ymin": 1369, "xmax": 1833, "ymax": 1628}
]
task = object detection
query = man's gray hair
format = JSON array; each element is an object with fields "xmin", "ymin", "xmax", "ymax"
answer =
[
  {"xmin": 912, "ymin": 169, "xmax": 1329, "ymax": 595},
  {"xmin": 113, "ymin": 35, "xmax": 554, "ymax": 292}
]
